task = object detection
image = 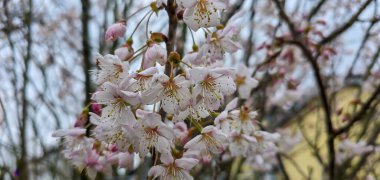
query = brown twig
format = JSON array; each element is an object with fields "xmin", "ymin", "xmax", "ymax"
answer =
[{"xmin": 319, "ymin": 0, "xmax": 373, "ymax": 45}]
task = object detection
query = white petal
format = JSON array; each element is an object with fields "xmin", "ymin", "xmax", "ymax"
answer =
[
  {"xmin": 160, "ymin": 152, "xmax": 174, "ymax": 165},
  {"xmin": 184, "ymin": 135, "xmax": 202, "ymax": 149},
  {"xmin": 89, "ymin": 113, "xmax": 102, "ymax": 125},
  {"xmin": 148, "ymin": 165, "xmax": 165, "ymax": 179},
  {"xmin": 175, "ymin": 158, "xmax": 198, "ymax": 170},
  {"xmin": 156, "ymin": 136, "xmax": 171, "ymax": 154},
  {"xmin": 162, "ymin": 95, "xmax": 178, "ymax": 114},
  {"xmin": 178, "ymin": 0, "xmax": 197, "ymax": 8},
  {"xmin": 120, "ymin": 90, "xmax": 141, "ymax": 105},
  {"xmin": 158, "ymin": 125, "xmax": 175, "ymax": 140},
  {"xmin": 86, "ymin": 168, "xmax": 97, "ymax": 180},
  {"xmin": 52, "ymin": 128, "xmax": 86, "ymax": 137},
  {"xmin": 91, "ymin": 91, "xmax": 114, "ymax": 104},
  {"xmin": 225, "ymin": 98, "xmax": 238, "ymax": 111}
]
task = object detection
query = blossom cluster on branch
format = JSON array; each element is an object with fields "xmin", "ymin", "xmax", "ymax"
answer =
[{"xmin": 52, "ymin": 1, "xmax": 290, "ymax": 179}]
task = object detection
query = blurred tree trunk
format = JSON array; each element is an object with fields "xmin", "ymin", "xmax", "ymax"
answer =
[
  {"xmin": 18, "ymin": 0, "xmax": 33, "ymax": 179},
  {"xmin": 81, "ymin": 0, "xmax": 92, "ymax": 106}
]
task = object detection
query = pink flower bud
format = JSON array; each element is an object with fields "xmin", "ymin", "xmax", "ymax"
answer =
[
  {"xmin": 201, "ymin": 155, "xmax": 212, "ymax": 165},
  {"xmin": 115, "ymin": 45, "xmax": 134, "ymax": 61},
  {"xmin": 143, "ymin": 43, "xmax": 167, "ymax": 68},
  {"xmin": 91, "ymin": 103, "xmax": 102, "ymax": 116},
  {"xmin": 108, "ymin": 144, "xmax": 119, "ymax": 152},
  {"xmin": 74, "ymin": 114, "xmax": 87, "ymax": 128},
  {"xmin": 105, "ymin": 21, "xmax": 126, "ymax": 42}
]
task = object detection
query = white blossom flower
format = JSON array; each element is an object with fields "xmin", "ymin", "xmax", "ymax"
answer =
[
  {"xmin": 143, "ymin": 42, "xmax": 167, "ymax": 69},
  {"xmin": 184, "ymin": 125, "xmax": 227, "ymax": 156},
  {"xmin": 90, "ymin": 113, "xmax": 136, "ymax": 152},
  {"xmin": 130, "ymin": 67, "xmax": 158, "ymax": 92},
  {"xmin": 205, "ymin": 25, "xmax": 242, "ymax": 60},
  {"xmin": 336, "ymin": 139, "xmax": 374, "ymax": 164},
  {"xmin": 135, "ymin": 109, "xmax": 175, "ymax": 157},
  {"xmin": 182, "ymin": 45, "xmax": 209, "ymax": 66},
  {"xmin": 214, "ymin": 98, "xmax": 238, "ymax": 133},
  {"xmin": 229, "ymin": 107, "xmax": 257, "ymax": 134},
  {"xmin": 180, "ymin": 0, "xmax": 226, "ymax": 31},
  {"xmin": 228, "ymin": 131, "xmax": 257, "ymax": 157},
  {"xmin": 250, "ymin": 131, "xmax": 280, "ymax": 153},
  {"xmin": 105, "ymin": 21, "xmax": 126, "ymax": 42},
  {"xmin": 148, "ymin": 153, "xmax": 198, "ymax": 180},
  {"xmin": 107, "ymin": 152, "xmax": 135, "ymax": 169},
  {"xmin": 234, "ymin": 64, "xmax": 258, "ymax": 99},
  {"xmin": 190, "ymin": 67, "xmax": 236, "ymax": 110},
  {"xmin": 56, "ymin": 137, "xmax": 112, "ymax": 180},
  {"xmin": 91, "ymin": 78, "xmax": 140, "ymax": 125},
  {"xmin": 115, "ymin": 44, "xmax": 134, "ymax": 61},
  {"xmin": 246, "ymin": 150, "xmax": 278, "ymax": 172},
  {"xmin": 254, "ymin": 131, "xmax": 281, "ymax": 144},
  {"xmin": 52, "ymin": 128, "xmax": 89, "ymax": 157},
  {"xmin": 173, "ymin": 96, "xmax": 209, "ymax": 122},
  {"xmin": 142, "ymin": 74, "xmax": 191, "ymax": 114},
  {"xmin": 94, "ymin": 54, "xmax": 130, "ymax": 85}
]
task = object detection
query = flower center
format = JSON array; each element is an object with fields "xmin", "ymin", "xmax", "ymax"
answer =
[
  {"xmin": 201, "ymin": 75, "xmax": 216, "ymax": 91},
  {"xmin": 238, "ymin": 106, "xmax": 250, "ymax": 122},
  {"xmin": 197, "ymin": 0, "xmax": 208, "ymax": 13},
  {"xmin": 163, "ymin": 79, "xmax": 179, "ymax": 93},
  {"xmin": 235, "ymin": 75, "xmax": 246, "ymax": 86},
  {"xmin": 202, "ymin": 133, "xmax": 223, "ymax": 152}
]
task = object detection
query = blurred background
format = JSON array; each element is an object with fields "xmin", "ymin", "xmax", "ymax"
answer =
[{"xmin": 1, "ymin": 0, "xmax": 380, "ymax": 179}]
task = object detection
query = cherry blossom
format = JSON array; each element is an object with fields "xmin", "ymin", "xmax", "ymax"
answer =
[
  {"xmin": 92, "ymin": 78, "xmax": 140, "ymax": 124},
  {"xmin": 94, "ymin": 54, "xmax": 130, "ymax": 85},
  {"xmin": 336, "ymin": 139, "xmax": 374, "ymax": 164},
  {"xmin": 105, "ymin": 21, "xmax": 126, "ymax": 42},
  {"xmin": 142, "ymin": 74, "xmax": 191, "ymax": 114},
  {"xmin": 228, "ymin": 131, "xmax": 257, "ymax": 157},
  {"xmin": 143, "ymin": 42, "xmax": 167, "ymax": 69},
  {"xmin": 234, "ymin": 64, "xmax": 258, "ymax": 99},
  {"xmin": 172, "ymin": 96, "xmax": 209, "ymax": 122},
  {"xmin": 148, "ymin": 153, "xmax": 198, "ymax": 180},
  {"xmin": 184, "ymin": 125, "xmax": 227, "ymax": 156},
  {"xmin": 115, "ymin": 44, "xmax": 134, "ymax": 61},
  {"xmin": 90, "ymin": 113, "xmax": 136, "ymax": 152},
  {"xmin": 190, "ymin": 67, "xmax": 236, "ymax": 110},
  {"xmin": 180, "ymin": 0, "xmax": 226, "ymax": 31},
  {"xmin": 205, "ymin": 25, "xmax": 242, "ymax": 60},
  {"xmin": 129, "ymin": 67, "xmax": 158, "ymax": 92},
  {"xmin": 229, "ymin": 107, "xmax": 258, "ymax": 134},
  {"xmin": 135, "ymin": 109, "xmax": 175, "ymax": 157}
]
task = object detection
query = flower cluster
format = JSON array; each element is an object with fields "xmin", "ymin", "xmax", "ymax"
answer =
[{"xmin": 53, "ymin": 1, "xmax": 280, "ymax": 179}]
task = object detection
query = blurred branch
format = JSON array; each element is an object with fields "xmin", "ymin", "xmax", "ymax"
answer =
[
  {"xmin": 334, "ymin": 84, "xmax": 380, "ymax": 136},
  {"xmin": 81, "ymin": 0, "xmax": 92, "ymax": 106},
  {"xmin": 243, "ymin": 1, "xmax": 256, "ymax": 66},
  {"xmin": 347, "ymin": 12, "xmax": 379, "ymax": 77},
  {"xmin": 222, "ymin": 0, "xmax": 243, "ymax": 24},
  {"xmin": 319, "ymin": 0, "xmax": 373, "ymax": 45},
  {"xmin": 19, "ymin": 0, "xmax": 33, "ymax": 178},
  {"xmin": 347, "ymin": 123, "xmax": 380, "ymax": 178},
  {"xmin": 307, "ymin": 0, "xmax": 326, "ymax": 21}
]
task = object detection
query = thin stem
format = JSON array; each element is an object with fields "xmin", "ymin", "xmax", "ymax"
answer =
[
  {"xmin": 188, "ymin": 27, "xmax": 196, "ymax": 46},
  {"xmin": 145, "ymin": 11, "xmax": 154, "ymax": 38},
  {"xmin": 126, "ymin": 4, "xmax": 150, "ymax": 20},
  {"xmin": 129, "ymin": 10, "xmax": 152, "ymax": 39},
  {"xmin": 181, "ymin": 61, "xmax": 192, "ymax": 68}
]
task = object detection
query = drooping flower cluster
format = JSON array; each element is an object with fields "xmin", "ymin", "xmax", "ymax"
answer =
[
  {"xmin": 336, "ymin": 139, "xmax": 374, "ymax": 165},
  {"xmin": 53, "ymin": 1, "xmax": 281, "ymax": 179}
]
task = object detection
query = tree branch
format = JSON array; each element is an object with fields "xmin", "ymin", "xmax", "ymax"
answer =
[{"xmin": 319, "ymin": 0, "xmax": 373, "ymax": 45}]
